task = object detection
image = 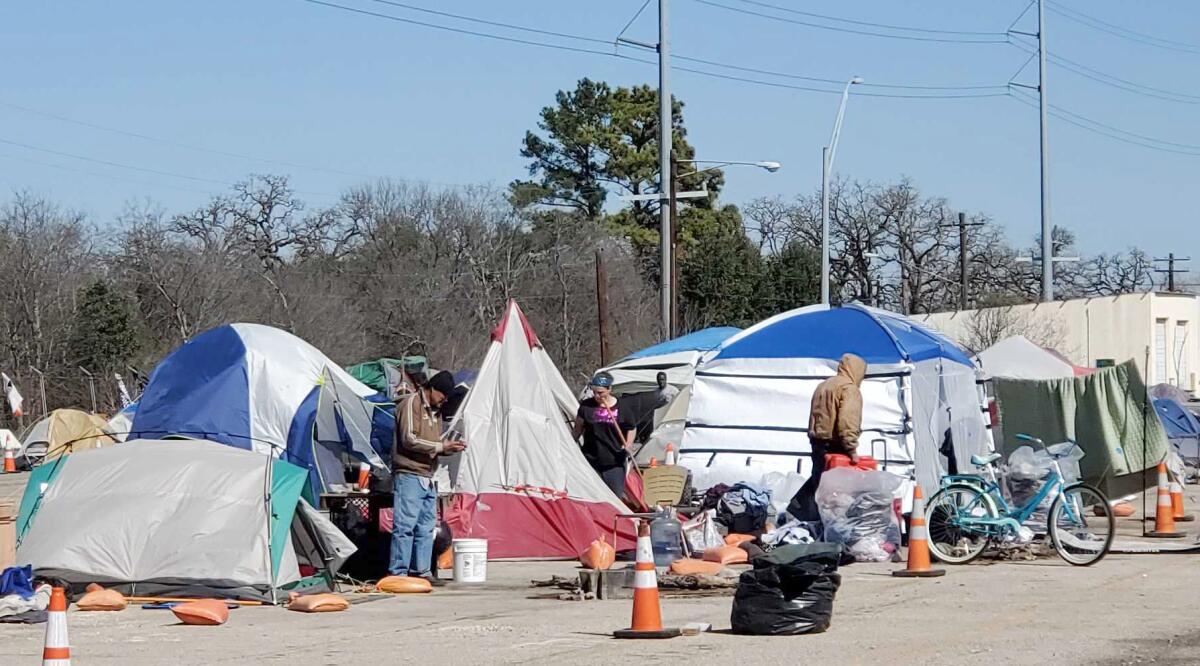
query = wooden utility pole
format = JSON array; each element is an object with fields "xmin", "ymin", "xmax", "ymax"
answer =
[
  {"xmin": 595, "ymin": 249, "xmax": 611, "ymax": 366},
  {"xmin": 1154, "ymin": 253, "xmax": 1190, "ymax": 292},
  {"xmin": 941, "ymin": 212, "xmax": 984, "ymax": 310}
]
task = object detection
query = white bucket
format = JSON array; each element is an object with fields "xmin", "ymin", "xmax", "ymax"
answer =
[{"xmin": 452, "ymin": 538, "xmax": 488, "ymax": 583}]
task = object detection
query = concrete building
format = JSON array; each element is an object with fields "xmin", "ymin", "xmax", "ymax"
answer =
[{"xmin": 913, "ymin": 292, "xmax": 1199, "ymax": 392}]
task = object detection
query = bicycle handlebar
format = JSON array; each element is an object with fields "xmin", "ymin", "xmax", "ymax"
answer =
[{"xmin": 1014, "ymin": 433, "xmax": 1043, "ymax": 445}]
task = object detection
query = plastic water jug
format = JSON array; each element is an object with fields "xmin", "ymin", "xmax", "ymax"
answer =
[{"xmin": 649, "ymin": 508, "xmax": 683, "ymax": 566}]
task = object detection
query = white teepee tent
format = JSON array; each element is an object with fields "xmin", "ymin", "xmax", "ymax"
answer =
[{"xmin": 443, "ymin": 301, "xmax": 633, "ymax": 559}]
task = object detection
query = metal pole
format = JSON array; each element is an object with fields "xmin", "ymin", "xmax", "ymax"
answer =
[
  {"xmin": 958, "ymin": 212, "xmax": 969, "ymax": 310},
  {"xmin": 670, "ymin": 153, "xmax": 680, "ymax": 337},
  {"xmin": 657, "ymin": 0, "xmax": 672, "ymax": 339},
  {"xmin": 1038, "ymin": 0, "xmax": 1053, "ymax": 302},
  {"xmin": 595, "ymin": 249, "xmax": 611, "ymax": 366},
  {"xmin": 79, "ymin": 366, "xmax": 97, "ymax": 413},
  {"xmin": 820, "ymin": 146, "xmax": 830, "ymax": 304},
  {"xmin": 29, "ymin": 366, "xmax": 46, "ymax": 418}
]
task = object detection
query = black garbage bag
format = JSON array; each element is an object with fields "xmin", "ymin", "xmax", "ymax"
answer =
[
  {"xmin": 730, "ymin": 542, "xmax": 842, "ymax": 636},
  {"xmin": 433, "ymin": 520, "xmax": 453, "ymax": 559}
]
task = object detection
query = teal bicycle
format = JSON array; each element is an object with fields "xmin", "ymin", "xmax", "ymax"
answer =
[{"xmin": 925, "ymin": 434, "xmax": 1115, "ymax": 566}]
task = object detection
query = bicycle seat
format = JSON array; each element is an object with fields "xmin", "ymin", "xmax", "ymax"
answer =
[{"xmin": 970, "ymin": 452, "xmax": 1002, "ymax": 467}]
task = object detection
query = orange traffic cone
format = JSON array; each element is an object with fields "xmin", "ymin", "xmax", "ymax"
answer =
[
  {"xmin": 356, "ymin": 462, "xmax": 371, "ymax": 492},
  {"xmin": 1148, "ymin": 463, "xmax": 1186, "ymax": 538},
  {"xmin": 42, "ymin": 587, "xmax": 71, "ymax": 665},
  {"xmin": 2, "ymin": 446, "xmax": 15, "ymax": 473},
  {"xmin": 1170, "ymin": 474, "xmax": 1194, "ymax": 522},
  {"xmin": 664, "ymin": 443, "xmax": 677, "ymax": 466},
  {"xmin": 613, "ymin": 520, "xmax": 680, "ymax": 639},
  {"xmin": 893, "ymin": 484, "xmax": 945, "ymax": 578}
]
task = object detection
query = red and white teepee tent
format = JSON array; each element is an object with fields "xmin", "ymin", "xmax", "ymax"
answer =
[{"xmin": 443, "ymin": 300, "xmax": 635, "ymax": 558}]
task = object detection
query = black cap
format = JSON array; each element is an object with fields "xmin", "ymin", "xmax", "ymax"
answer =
[{"xmin": 428, "ymin": 370, "xmax": 455, "ymax": 395}]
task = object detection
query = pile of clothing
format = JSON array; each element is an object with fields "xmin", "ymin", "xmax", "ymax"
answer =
[{"xmin": 815, "ymin": 468, "xmax": 902, "ymax": 562}]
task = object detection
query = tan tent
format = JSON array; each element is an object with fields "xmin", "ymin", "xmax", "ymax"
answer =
[{"xmin": 21, "ymin": 409, "xmax": 116, "ymax": 465}]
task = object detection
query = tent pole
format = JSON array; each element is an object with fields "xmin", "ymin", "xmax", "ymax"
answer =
[{"xmin": 264, "ymin": 450, "xmax": 277, "ymax": 605}]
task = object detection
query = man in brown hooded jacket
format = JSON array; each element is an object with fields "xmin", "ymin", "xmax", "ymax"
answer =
[{"xmin": 787, "ymin": 353, "xmax": 866, "ymax": 522}]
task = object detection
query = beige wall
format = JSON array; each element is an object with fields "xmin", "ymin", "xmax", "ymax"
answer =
[{"xmin": 913, "ymin": 292, "xmax": 1200, "ymax": 392}]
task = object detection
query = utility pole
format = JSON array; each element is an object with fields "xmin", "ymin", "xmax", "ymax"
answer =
[
  {"xmin": 595, "ymin": 250, "xmax": 611, "ymax": 366},
  {"xmin": 1155, "ymin": 253, "xmax": 1191, "ymax": 292},
  {"xmin": 657, "ymin": 0, "xmax": 672, "ymax": 339},
  {"xmin": 79, "ymin": 366, "xmax": 97, "ymax": 413},
  {"xmin": 670, "ymin": 153, "xmax": 680, "ymax": 338},
  {"xmin": 1037, "ymin": 0, "xmax": 1053, "ymax": 302},
  {"xmin": 941, "ymin": 212, "xmax": 984, "ymax": 310}
]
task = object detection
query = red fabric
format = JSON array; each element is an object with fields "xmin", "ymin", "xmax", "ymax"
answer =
[
  {"xmin": 490, "ymin": 300, "xmax": 542, "ymax": 349},
  {"xmin": 445, "ymin": 492, "xmax": 637, "ymax": 559},
  {"xmin": 825, "ymin": 453, "xmax": 878, "ymax": 471}
]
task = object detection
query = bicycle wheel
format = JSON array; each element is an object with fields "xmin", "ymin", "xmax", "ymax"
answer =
[
  {"xmin": 926, "ymin": 484, "xmax": 997, "ymax": 564},
  {"xmin": 1048, "ymin": 483, "xmax": 1114, "ymax": 566}
]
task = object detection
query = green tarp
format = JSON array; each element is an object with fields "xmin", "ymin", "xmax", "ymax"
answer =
[
  {"xmin": 994, "ymin": 359, "xmax": 1168, "ymax": 496},
  {"xmin": 345, "ymin": 356, "xmax": 426, "ymax": 394}
]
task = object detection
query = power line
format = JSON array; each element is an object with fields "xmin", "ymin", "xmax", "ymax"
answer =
[
  {"xmin": 616, "ymin": 0, "xmax": 653, "ymax": 42},
  {"xmin": 0, "ymin": 151, "xmax": 226, "ymax": 197},
  {"xmin": 300, "ymin": 0, "xmax": 1011, "ymax": 98},
  {"xmin": 0, "ymin": 100, "xmax": 386, "ymax": 178},
  {"xmin": 1045, "ymin": 2, "xmax": 1200, "ymax": 55},
  {"xmin": 1010, "ymin": 90, "xmax": 1200, "ymax": 156},
  {"xmin": 670, "ymin": 53, "xmax": 1007, "ymax": 92},
  {"xmin": 731, "ymin": 0, "xmax": 1009, "ymax": 37},
  {"xmin": 363, "ymin": 0, "xmax": 610, "ymax": 45},
  {"xmin": 1008, "ymin": 39, "xmax": 1200, "ymax": 104},
  {"xmin": 690, "ymin": 0, "xmax": 1010, "ymax": 44}
]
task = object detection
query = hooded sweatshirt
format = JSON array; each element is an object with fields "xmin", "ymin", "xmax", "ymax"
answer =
[{"xmin": 807, "ymin": 353, "xmax": 866, "ymax": 454}]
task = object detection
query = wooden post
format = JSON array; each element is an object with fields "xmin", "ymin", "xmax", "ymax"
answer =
[{"xmin": 595, "ymin": 249, "xmax": 611, "ymax": 366}]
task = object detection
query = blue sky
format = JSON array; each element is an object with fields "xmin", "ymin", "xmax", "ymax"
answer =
[{"xmin": 2, "ymin": 1, "xmax": 1197, "ymax": 261}]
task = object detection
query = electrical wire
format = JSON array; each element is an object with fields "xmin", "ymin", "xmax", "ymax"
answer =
[
  {"xmin": 363, "ymin": 0, "xmax": 610, "ymax": 45},
  {"xmin": 1046, "ymin": 1, "xmax": 1200, "ymax": 55},
  {"xmin": 616, "ymin": 0, "xmax": 653, "ymax": 42},
  {"xmin": 300, "ymin": 0, "xmax": 1012, "ymax": 99},
  {"xmin": 690, "ymin": 0, "xmax": 1010, "ymax": 44},
  {"xmin": 732, "ymin": 0, "xmax": 1009, "ymax": 37},
  {"xmin": 0, "ymin": 137, "xmax": 240, "ymax": 186},
  {"xmin": 671, "ymin": 53, "xmax": 1007, "ymax": 92},
  {"xmin": 1010, "ymin": 90, "xmax": 1200, "ymax": 156},
  {"xmin": 0, "ymin": 151, "xmax": 224, "ymax": 196},
  {"xmin": 1008, "ymin": 39, "xmax": 1200, "ymax": 104}
]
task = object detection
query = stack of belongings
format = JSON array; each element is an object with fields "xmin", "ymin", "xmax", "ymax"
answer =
[{"xmin": 815, "ymin": 468, "xmax": 902, "ymax": 562}]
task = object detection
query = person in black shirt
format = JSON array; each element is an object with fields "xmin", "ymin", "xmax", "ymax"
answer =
[{"xmin": 573, "ymin": 371, "xmax": 635, "ymax": 497}]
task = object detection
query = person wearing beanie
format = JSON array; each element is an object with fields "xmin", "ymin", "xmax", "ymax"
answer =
[{"xmin": 389, "ymin": 368, "xmax": 466, "ymax": 586}]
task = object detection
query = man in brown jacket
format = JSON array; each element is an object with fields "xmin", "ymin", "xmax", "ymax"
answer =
[
  {"xmin": 389, "ymin": 371, "xmax": 466, "ymax": 586},
  {"xmin": 787, "ymin": 353, "xmax": 866, "ymax": 522}
]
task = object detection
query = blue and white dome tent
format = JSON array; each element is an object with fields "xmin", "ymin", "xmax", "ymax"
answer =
[
  {"xmin": 130, "ymin": 323, "xmax": 394, "ymax": 498},
  {"xmin": 679, "ymin": 303, "xmax": 993, "ymax": 497}
]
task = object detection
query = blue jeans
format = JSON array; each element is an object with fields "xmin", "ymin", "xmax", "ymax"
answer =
[{"xmin": 389, "ymin": 472, "xmax": 437, "ymax": 577}]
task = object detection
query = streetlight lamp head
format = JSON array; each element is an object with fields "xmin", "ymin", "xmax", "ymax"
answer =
[
  {"xmin": 756, "ymin": 161, "xmax": 782, "ymax": 172},
  {"xmin": 850, "ymin": 76, "xmax": 864, "ymax": 85}
]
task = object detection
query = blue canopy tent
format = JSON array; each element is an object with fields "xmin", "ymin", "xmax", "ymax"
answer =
[
  {"xmin": 680, "ymin": 304, "xmax": 993, "ymax": 495},
  {"xmin": 598, "ymin": 326, "xmax": 742, "ymax": 396}
]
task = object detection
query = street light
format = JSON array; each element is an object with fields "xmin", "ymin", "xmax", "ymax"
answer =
[
  {"xmin": 821, "ymin": 76, "xmax": 864, "ymax": 305},
  {"xmin": 676, "ymin": 159, "xmax": 782, "ymax": 178}
]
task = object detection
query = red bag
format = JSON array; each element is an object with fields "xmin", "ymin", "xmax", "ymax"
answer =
[{"xmin": 825, "ymin": 454, "xmax": 878, "ymax": 471}]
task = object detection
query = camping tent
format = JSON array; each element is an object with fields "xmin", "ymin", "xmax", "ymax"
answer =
[
  {"xmin": 599, "ymin": 327, "xmax": 741, "ymax": 396},
  {"xmin": 106, "ymin": 401, "xmax": 137, "ymax": 442},
  {"xmin": 346, "ymin": 356, "xmax": 432, "ymax": 398},
  {"xmin": 15, "ymin": 439, "xmax": 355, "ymax": 602},
  {"xmin": 976, "ymin": 335, "xmax": 1094, "ymax": 380},
  {"xmin": 130, "ymin": 323, "xmax": 394, "ymax": 498},
  {"xmin": 1154, "ymin": 397, "xmax": 1200, "ymax": 464},
  {"xmin": 680, "ymin": 304, "xmax": 993, "ymax": 496},
  {"xmin": 442, "ymin": 300, "xmax": 633, "ymax": 559},
  {"xmin": 20, "ymin": 409, "xmax": 116, "ymax": 465},
  {"xmin": 597, "ymin": 327, "xmax": 741, "ymax": 465}
]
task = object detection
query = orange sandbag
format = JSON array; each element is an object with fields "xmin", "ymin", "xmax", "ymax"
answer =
[
  {"xmin": 376, "ymin": 575, "xmax": 433, "ymax": 594},
  {"xmin": 702, "ymin": 544, "xmax": 748, "ymax": 565},
  {"xmin": 579, "ymin": 535, "xmax": 616, "ymax": 570},
  {"xmin": 724, "ymin": 534, "xmax": 755, "ymax": 546},
  {"xmin": 76, "ymin": 589, "xmax": 127, "ymax": 611},
  {"xmin": 1101, "ymin": 501, "xmax": 1135, "ymax": 518},
  {"xmin": 171, "ymin": 599, "xmax": 230, "ymax": 626},
  {"xmin": 668, "ymin": 558, "xmax": 724, "ymax": 576},
  {"xmin": 437, "ymin": 548, "xmax": 454, "ymax": 571},
  {"xmin": 287, "ymin": 593, "xmax": 350, "ymax": 613},
  {"xmin": 85, "ymin": 583, "xmax": 105, "ymax": 593}
]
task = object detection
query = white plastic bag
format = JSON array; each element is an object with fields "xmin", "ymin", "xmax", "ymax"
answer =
[
  {"xmin": 1004, "ymin": 442, "xmax": 1084, "ymax": 534},
  {"xmin": 815, "ymin": 468, "xmax": 902, "ymax": 562},
  {"xmin": 681, "ymin": 509, "xmax": 725, "ymax": 552}
]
